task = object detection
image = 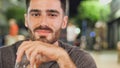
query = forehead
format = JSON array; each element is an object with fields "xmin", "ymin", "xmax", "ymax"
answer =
[{"xmin": 28, "ymin": 0, "xmax": 63, "ymax": 13}]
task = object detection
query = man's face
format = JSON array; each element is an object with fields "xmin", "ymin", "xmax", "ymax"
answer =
[{"xmin": 25, "ymin": 0, "xmax": 68, "ymax": 44}]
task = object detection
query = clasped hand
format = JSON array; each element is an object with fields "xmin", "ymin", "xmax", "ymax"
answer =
[{"xmin": 16, "ymin": 41, "xmax": 66, "ymax": 68}]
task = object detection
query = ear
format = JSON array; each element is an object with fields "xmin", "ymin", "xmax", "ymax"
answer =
[
  {"xmin": 24, "ymin": 14, "xmax": 28, "ymax": 27},
  {"xmin": 62, "ymin": 16, "xmax": 68, "ymax": 29}
]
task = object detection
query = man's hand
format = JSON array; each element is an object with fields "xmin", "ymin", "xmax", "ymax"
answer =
[{"xmin": 16, "ymin": 41, "xmax": 76, "ymax": 68}]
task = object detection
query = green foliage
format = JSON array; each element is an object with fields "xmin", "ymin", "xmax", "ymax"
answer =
[
  {"xmin": 0, "ymin": 14, "xmax": 8, "ymax": 34},
  {"xmin": 78, "ymin": 1, "xmax": 101, "ymax": 23},
  {"xmin": 77, "ymin": 1, "xmax": 110, "ymax": 23},
  {"xmin": 5, "ymin": 6, "xmax": 25, "ymax": 27},
  {"xmin": 100, "ymin": 5, "xmax": 111, "ymax": 22}
]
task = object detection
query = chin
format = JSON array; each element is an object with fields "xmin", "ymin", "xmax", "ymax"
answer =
[
  {"xmin": 33, "ymin": 34, "xmax": 58, "ymax": 44},
  {"xmin": 35, "ymin": 37, "xmax": 53, "ymax": 44}
]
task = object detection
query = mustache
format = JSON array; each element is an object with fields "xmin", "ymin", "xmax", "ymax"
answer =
[{"xmin": 34, "ymin": 25, "xmax": 53, "ymax": 32}]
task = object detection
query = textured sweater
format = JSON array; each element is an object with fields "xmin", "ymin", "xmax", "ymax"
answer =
[{"xmin": 0, "ymin": 40, "xmax": 97, "ymax": 68}]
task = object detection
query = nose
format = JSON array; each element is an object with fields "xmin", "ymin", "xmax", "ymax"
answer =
[{"xmin": 39, "ymin": 15, "xmax": 47, "ymax": 26}]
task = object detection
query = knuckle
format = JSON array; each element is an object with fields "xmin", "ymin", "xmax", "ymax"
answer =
[{"xmin": 25, "ymin": 50, "xmax": 29, "ymax": 55}]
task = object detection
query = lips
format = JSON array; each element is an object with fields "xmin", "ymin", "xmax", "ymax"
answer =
[{"xmin": 35, "ymin": 30, "xmax": 52, "ymax": 36}]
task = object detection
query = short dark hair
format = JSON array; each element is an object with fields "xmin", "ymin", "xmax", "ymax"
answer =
[{"xmin": 25, "ymin": 0, "xmax": 68, "ymax": 15}]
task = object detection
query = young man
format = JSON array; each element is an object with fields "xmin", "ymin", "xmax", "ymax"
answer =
[{"xmin": 0, "ymin": 0, "xmax": 97, "ymax": 68}]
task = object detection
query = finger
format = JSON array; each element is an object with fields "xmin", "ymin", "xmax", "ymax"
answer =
[
  {"xmin": 25, "ymin": 45, "xmax": 36, "ymax": 60},
  {"xmin": 16, "ymin": 41, "xmax": 29, "ymax": 62},
  {"xmin": 34, "ymin": 62, "xmax": 42, "ymax": 68},
  {"xmin": 16, "ymin": 41, "xmax": 33, "ymax": 63},
  {"xmin": 36, "ymin": 55, "xmax": 42, "ymax": 64},
  {"xmin": 25, "ymin": 41, "xmax": 42, "ymax": 60},
  {"xmin": 30, "ymin": 49, "xmax": 39, "ymax": 67},
  {"xmin": 34, "ymin": 55, "xmax": 42, "ymax": 68},
  {"xmin": 34, "ymin": 64, "xmax": 37, "ymax": 68},
  {"xmin": 16, "ymin": 41, "xmax": 30, "ymax": 55}
]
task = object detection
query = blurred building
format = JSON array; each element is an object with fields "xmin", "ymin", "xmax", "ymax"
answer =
[
  {"xmin": 67, "ymin": 23, "xmax": 80, "ymax": 45},
  {"xmin": 107, "ymin": 0, "xmax": 120, "ymax": 49}
]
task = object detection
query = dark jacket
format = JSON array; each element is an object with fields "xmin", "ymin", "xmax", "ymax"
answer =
[{"xmin": 0, "ymin": 40, "xmax": 97, "ymax": 68}]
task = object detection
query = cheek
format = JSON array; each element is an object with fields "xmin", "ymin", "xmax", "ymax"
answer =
[
  {"xmin": 27, "ymin": 22, "xmax": 36, "ymax": 34},
  {"xmin": 50, "ymin": 19, "xmax": 63, "ymax": 30},
  {"xmin": 27, "ymin": 18, "xmax": 38, "ymax": 31},
  {"xmin": 27, "ymin": 22, "xmax": 34, "ymax": 30},
  {"xmin": 51, "ymin": 23, "xmax": 61, "ymax": 33}
]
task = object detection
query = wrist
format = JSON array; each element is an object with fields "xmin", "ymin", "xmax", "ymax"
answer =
[{"xmin": 57, "ymin": 52, "xmax": 76, "ymax": 68}]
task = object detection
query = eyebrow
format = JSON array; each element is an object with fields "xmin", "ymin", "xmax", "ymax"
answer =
[
  {"xmin": 29, "ymin": 9, "xmax": 60, "ymax": 14},
  {"xmin": 46, "ymin": 9, "xmax": 60, "ymax": 14},
  {"xmin": 29, "ymin": 9, "xmax": 41, "ymax": 13}
]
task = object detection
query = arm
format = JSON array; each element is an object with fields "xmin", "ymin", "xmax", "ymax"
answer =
[
  {"xmin": 16, "ymin": 41, "xmax": 77, "ymax": 68},
  {"xmin": 69, "ymin": 48, "xmax": 97, "ymax": 68},
  {"xmin": 57, "ymin": 52, "xmax": 76, "ymax": 68},
  {"xmin": 80, "ymin": 53, "xmax": 97, "ymax": 68}
]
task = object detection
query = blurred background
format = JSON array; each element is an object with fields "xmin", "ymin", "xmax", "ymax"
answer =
[{"xmin": 0, "ymin": 0, "xmax": 120, "ymax": 68}]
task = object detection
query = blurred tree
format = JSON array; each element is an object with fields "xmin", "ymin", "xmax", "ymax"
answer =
[
  {"xmin": 0, "ymin": 14, "xmax": 8, "ymax": 35},
  {"xmin": 78, "ymin": 1, "xmax": 101, "ymax": 23},
  {"xmin": 77, "ymin": 0, "xmax": 110, "ymax": 24},
  {"xmin": 100, "ymin": 5, "xmax": 111, "ymax": 22},
  {"xmin": 5, "ymin": 6, "xmax": 25, "ymax": 28},
  {"xmin": 70, "ymin": 0, "xmax": 111, "ymax": 50}
]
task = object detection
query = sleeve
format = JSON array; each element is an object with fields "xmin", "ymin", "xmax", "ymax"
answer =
[
  {"xmin": 69, "ymin": 47, "xmax": 97, "ymax": 68},
  {"xmin": 0, "ymin": 41, "xmax": 23, "ymax": 68},
  {"xmin": 77, "ymin": 53, "xmax": 97, "ymax": 68},
  {"xmin": 0, "ymin": 45, "xmax": 16, "ymax": 68},
  {"xmin": 0, "ymin": 49, "xmax": 2, "ymax": 68}
]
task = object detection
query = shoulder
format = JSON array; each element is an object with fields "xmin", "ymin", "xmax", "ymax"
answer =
[
  {"xmin": 0, "ymin": 43, "xmax": 16, "ymax": 68},
  {"xmin": 0, "ymin": 40, "xmax": 23, "ymax": 68},
  {"xmin": 0, "ymin": 40, "xmax": 23, "ymax": 56},
  {"xmin": 0, "ymin": 44, "xmax": 15, "ymax": 53},
  {"xmin": 71, "ymin": 47, "xmax": 97, "ymax": 68},
  {"xmin": 59, "ymin": 41, "xmax": 97, "ymax": 68}
]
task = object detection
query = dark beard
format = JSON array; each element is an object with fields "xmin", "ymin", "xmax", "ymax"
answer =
[
  {"xmin": 27, "ymin": 28, "xmax": 61, "ymax": 44},
  {"xmin": 36, "ymin": 36, "xmax": 56, "ymax": 44}
]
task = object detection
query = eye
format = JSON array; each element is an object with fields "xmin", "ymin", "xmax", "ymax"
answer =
[
  {"xmin": 31, "ymin": 13, "xmax": 40, "ymax": 17},
  {"xmin": 48, "ymin": 13, "xmax": 58, "ymax": 17}
]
